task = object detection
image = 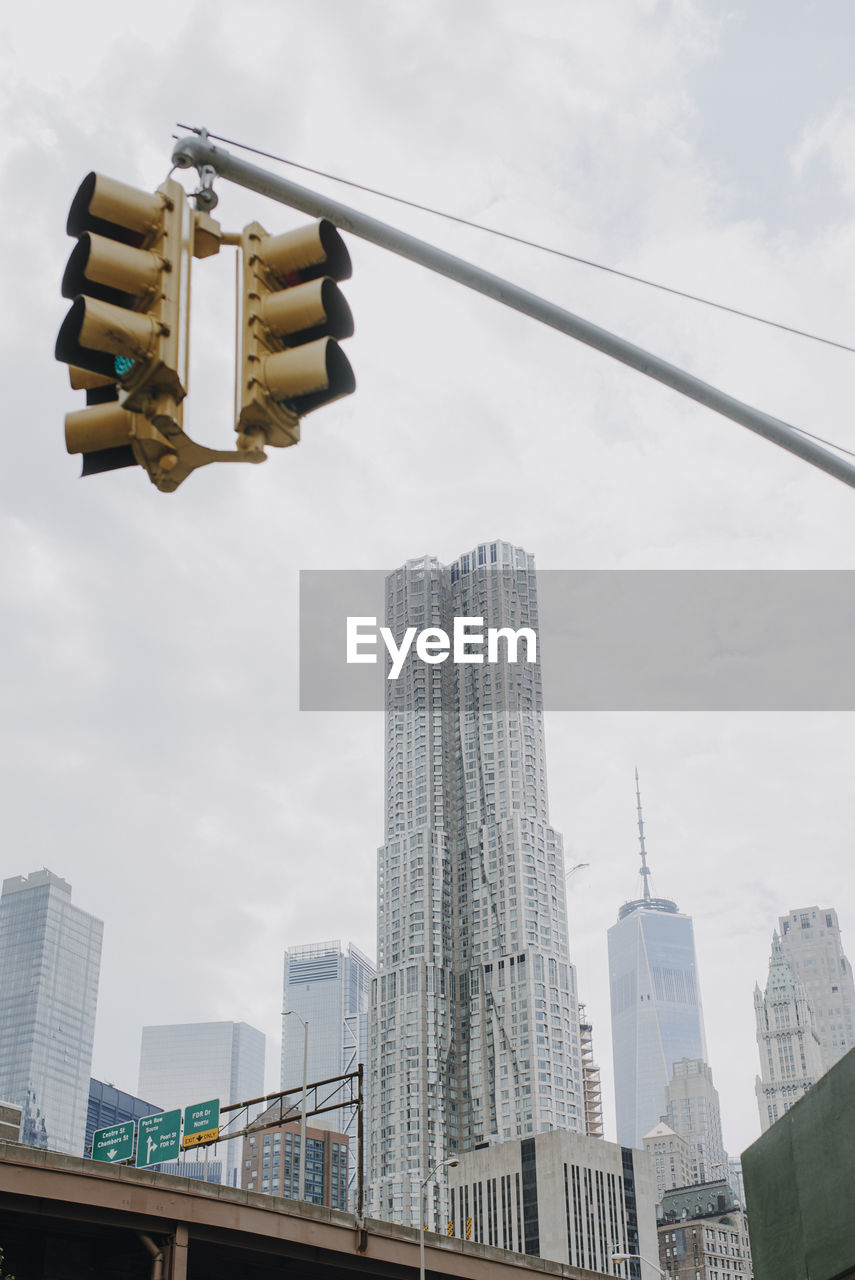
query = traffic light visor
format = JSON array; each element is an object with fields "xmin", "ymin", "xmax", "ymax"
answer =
[
  {"xmin": 65, "ymin": 400, "xmax": 135, "ymax": 455},
  {"xmin": 262, "ymin": 337, "xmax": 355, "ymax": 415},
  {"xmin": 260, "ymin": 277, "xmax": 354, "ymax": 343},
  {"xmin": 67, "ymin": 172, "xmax": 164, "ymax": 243},
  {"xmin": 62, "ymin": 233, "xmax": 162, "ymax": 306},
  {"xmin": 260, "ymin": 220, "xmax": 352, "ymax": 283},
  {"xmin": 56, "ymin": 295, "xmax": 160, "ymax": 379}
]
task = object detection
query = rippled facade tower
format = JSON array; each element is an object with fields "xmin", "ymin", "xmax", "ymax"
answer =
[{"xmin": 367, "ymin": 541, "xmax": 582, "ymax": 1228}]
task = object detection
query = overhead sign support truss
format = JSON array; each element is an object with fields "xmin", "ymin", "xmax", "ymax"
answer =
[{"xmin": 217, "ymin": 1066, "xmax": 364, "ymax": 1228}]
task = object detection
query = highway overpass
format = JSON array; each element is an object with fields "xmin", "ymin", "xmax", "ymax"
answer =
[{"xmin": 0, "ymin": 1140, "xmax": 612, "ymax": 1279}]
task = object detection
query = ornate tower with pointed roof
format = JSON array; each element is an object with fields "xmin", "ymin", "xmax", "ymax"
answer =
[
  {"xmin": 754, "ymin": 931, "xmax": 824, "ymax": 1132},
  {"xmin": 608, "ymin": 774, "xmax": 708, "ymax": 1148}
]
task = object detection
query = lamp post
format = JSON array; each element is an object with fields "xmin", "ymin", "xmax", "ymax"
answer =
[
  {"xmin": 419, "ymin": 1156, "xmax": 459, "ymax": 1280},
  {"xmin": 611, "ymin": 1251, "xmax": 666, "ymax": 1279},
  {"xmin": 283, "ymin": 1009, "xmax": 308, "ymax": 1202}
]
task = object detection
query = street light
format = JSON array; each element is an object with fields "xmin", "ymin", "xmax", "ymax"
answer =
[
  {"xmin": 611, "ymin": 1252, "xmax": 665, "ymax": 1278},
  {"xmin": 419, "ymin": 1156, "xmax": 459, "ymax": 1280},
  {"xmin": 283, "ymin": 1009, "xmax": 308, "ymax": 1202}
]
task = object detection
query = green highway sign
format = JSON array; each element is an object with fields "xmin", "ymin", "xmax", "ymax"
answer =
[
  {"xmin": 182, "ymin": 1098, "xmax": 220, "ymax": 1149},
  {"xmin": 137, "ymin": 1109, "xmax": 181, "ymax": 1168},
  {"xmin": 92, "ymin": 1120, "xmax": 135, "ymax": 1163}
]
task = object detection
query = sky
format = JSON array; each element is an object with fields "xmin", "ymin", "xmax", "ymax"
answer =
[{"xmin": 2, "ymin": 0, "xmax": 855, "ymax": 1167}]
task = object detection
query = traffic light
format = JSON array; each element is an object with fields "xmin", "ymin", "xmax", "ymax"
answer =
[
  {"xmin": 236, "ymin": 219, "xmax": 355, "ymax": 451},
  {"xmin": 56, "ymin": 172, "xmax": 191, "ymax": 475}
]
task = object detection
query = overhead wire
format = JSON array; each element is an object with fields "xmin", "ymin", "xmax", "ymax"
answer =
[{"xmin": 175, "ymin": 124, "xmax": 855, "ymax": 459}]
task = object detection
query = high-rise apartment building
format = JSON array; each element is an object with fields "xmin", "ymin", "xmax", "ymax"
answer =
[
  {"xmin": 281, "ymin": 941, "xmax": 374, "ymax": 1091},
  {"xmin": 368, "ymin": 542, "xmax": 582, "ymax": 1228},
  {"xmin": 664, "ymin": 1058, "xmax": 727, "ymax": 1187},
  {"xmin": 777, "ymin": 906, "xmax": 855, "ymax": 1071},
  {"xmin": 0, "ymin": 871, "xmax": 103, "ymax": 1155},
  {"xmin": 242, "ymin": 1112, "xmax": 350, "ymax": 1209},
  {"xmin": 138, "ymin": 1021, "xmax": 265, "ymax": 1186},
  {"xmin": 754, "ymin": 932, "xmax": 824, "ymax": 1132},
  {"xmin": 608, "ymin": 778, "xmax": 708, "ymax": 1149}
]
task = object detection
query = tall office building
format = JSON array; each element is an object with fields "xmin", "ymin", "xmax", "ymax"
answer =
[
  {"xmin": 754, "ymin": 932, "xmax": 824, "ymax": 1132},
  {"xmin": 0, "ymin": 871, "xmax": 102, "ymax": 1155},
  {"xmin": 664, "ymin": 1058, "xmax": 727, "ymax": 1187},
  {"xmin": 608, "ymin": 777, "xmax": 708, "ymax": 1149},
  {"xmin": 777, "ymin": 906, "xmax": 855, "ymax": 1071},
  {"xmin": 368, "ymin": 541, "xmax": 581, "ymax": 1229},
  {"xmin": 282, "ymin": 939, "xmax": 374, "ymax": 1205},
  {"xmin": 448, "ymin": 1131, "xmax": 658, "ymax": 1271},
  {"xmin": 138, "ymin": 1021, "xmax": 265, "ymax": 1186},
  {"xmin": 281, "ymin": 941, "xmax": 374, "ymax": 1090}
]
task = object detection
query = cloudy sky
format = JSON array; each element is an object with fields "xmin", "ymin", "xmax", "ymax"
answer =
[{"xmin": 2, "ymin": 0, "xmax": 855, "ymax": 1164}]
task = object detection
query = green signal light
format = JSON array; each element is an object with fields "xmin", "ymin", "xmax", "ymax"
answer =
[{"xmin": 114, "ymin": 356, "xmax": 134, "ymax": 377}]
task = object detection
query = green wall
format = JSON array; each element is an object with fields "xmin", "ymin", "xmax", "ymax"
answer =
[{"xmin": 742, "ymin": 1048, "xmax": 855, "ymax": 1280}]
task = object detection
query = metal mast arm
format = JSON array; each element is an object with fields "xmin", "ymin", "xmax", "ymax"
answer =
[{"xmin": 172, "ymin": 134, "xmax": 855, "ymax": 491}]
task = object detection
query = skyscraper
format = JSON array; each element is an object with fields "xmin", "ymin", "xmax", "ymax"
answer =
[
  {"xmin": 368, "ymin": 541, "xmax": 581, "ymax": 1228},
  {"xmin": 281, "ymin": 940, "xmax": 374, "ymax": 1091},
  {"xmin": 664, "ymin": 1058, "xmax": 727, "ymax": 1186},
  {"xmin": 608, "ymin": 777, "xmax": 707, "ymax": 1149},
  {"xmin": 0, "ymin": 870, "xmax": 103, "ymax": 1155},
  {"xmin": 754, "ymin": 932, "xmax": 824, "ymax": 1132},
  {"xmin": 282, "ymin": 939, "xmax": 374, "ymax": 1205},
  {"xmin": 777, "ymin": 906, "xmax": 855, "ymax": 1071},
  {"xmin": 138, "ymin": 1021, "xmax": 265, "ymax": 1186}
]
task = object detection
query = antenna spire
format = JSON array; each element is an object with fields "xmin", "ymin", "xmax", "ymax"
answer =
[{"xmin": 635, "ymin": 768, "xmax": 651, "ymax": 900}]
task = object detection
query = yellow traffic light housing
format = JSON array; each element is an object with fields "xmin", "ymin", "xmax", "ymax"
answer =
[
  {"xmin": 236, "ymin": 219, "xmax": 355, "ymax": 450},
  {"xmin": 57, "ymin": 173, "xmax": 268, "ymax": 491},
  {"xmin": 57, "ymin": 173, "xmax": 190, "ymax": 414},
  {"xmin": 56, "ymin": 172, "xmax": 357, "ymax": 491}
]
